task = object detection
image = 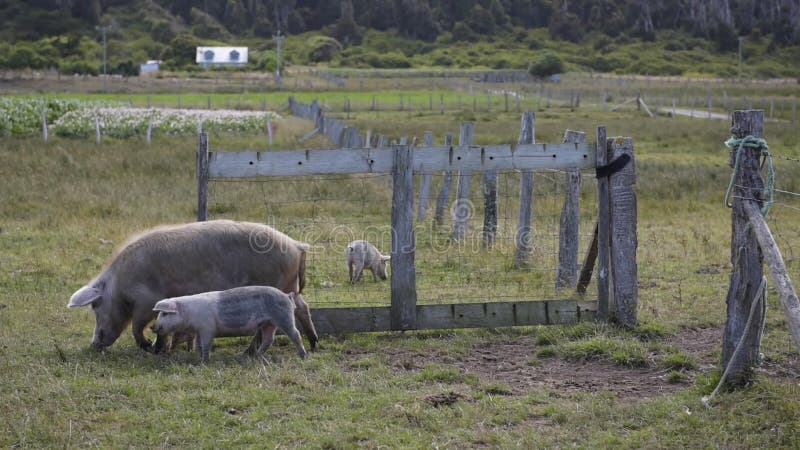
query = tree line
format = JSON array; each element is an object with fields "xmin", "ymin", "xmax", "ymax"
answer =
[{"xmin": 4, "ymin": 0, "xmax": 799, "ymax": 46}]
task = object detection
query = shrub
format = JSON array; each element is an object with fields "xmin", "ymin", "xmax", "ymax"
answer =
[{"xmin": 528, "ymin": 51, "xmax": 564, "ymax": 77}]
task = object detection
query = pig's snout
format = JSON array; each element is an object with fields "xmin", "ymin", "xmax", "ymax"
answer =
[{"xmin": 151, "ymin": 324, "xmax": 162, "ymax": 334}]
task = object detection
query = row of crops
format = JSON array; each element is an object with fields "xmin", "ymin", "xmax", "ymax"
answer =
[{"xmin": 0, "ymin": 98, "xmax": 280, "ymax": 138}]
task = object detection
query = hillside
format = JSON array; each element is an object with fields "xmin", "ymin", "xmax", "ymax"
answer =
[{"xmin": 1, "ymin": 0, "xmax": 799, "ymax": 78}]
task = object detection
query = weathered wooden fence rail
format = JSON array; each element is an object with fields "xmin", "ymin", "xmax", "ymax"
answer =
[{"xmin": 198, "ymin": 115, "xmax": 639, "ymax": 334}]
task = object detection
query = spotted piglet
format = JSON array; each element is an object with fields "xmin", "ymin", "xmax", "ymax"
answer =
[{"xmin": 151, "ymin": 286, "xmax": 312, "ymax": 363}]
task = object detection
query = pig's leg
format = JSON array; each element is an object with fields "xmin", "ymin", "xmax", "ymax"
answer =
[
  {"xmin": 370, "ymin": 264, "xmax": 379, "ymax": 281},
  {"xmin": 129, "ymin": 290, "xmax": 168, "ymax": 353},
  {"xmin": 257, "ymin": 323, "xmax": 277, "ymax": 354},
  {"xmin": 131, "ymin": 309, "xmax": 157, "ymax": 352},
  {"xmin": 353, "ymin": 261, "xmax": 364, "ymax": 283},
  {"xmin": 197, "ymin": 333, "xmax": 214, "ymax": 364},
  {"xmin": 244, "ymin": 330, "xmax": 261, "ymax": 356},
  {"xmin": 292, "ymin": 293, "xmax": 318, "ymax": 351},
  {"xmin": 348, "ymin": 261, "xmax": 355, "ymax": 284},
  {"xmin": 275, "ymin": 315, "xmax": 307, "ymax": 358},
  {"xmin": 286, "ymin": 326, "xmax": 307, "ymax": 358}
]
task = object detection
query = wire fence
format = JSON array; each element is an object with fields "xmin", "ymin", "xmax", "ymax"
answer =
[{"xmin": 209, "ymin": 167, "xmax": 600, "ymax": 308}]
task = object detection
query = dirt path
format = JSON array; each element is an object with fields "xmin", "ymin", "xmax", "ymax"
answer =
[{"xmin": 665, "ymin": 108, "xmax": 729, "ymax": 120}]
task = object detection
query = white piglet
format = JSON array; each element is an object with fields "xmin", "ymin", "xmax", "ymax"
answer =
[
  {"xmin": 346, "ymin": 240, "xmax": 390, "ymax": 284},
  {"xmin": 151, "ymin": 286, "xmax": 311, "ymax": 363}
]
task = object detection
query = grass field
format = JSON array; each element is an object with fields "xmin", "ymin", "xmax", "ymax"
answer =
[{"xmin": 2, "ymin": 87, "xmax": 800, "ymax": 447}]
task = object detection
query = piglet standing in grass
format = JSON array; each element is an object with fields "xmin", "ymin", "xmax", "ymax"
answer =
[
  {"xmin": 151, "ymin": 286, "xmax": 311, "ymax": 363},
  {"xmin": 346, "ymin": 240, "xmax": 390, "ymax": 283}
]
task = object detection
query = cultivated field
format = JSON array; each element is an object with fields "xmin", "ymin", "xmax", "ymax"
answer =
[{"xmin": 1, "ymin": 76, "xmax": 800, "ymax": 448}]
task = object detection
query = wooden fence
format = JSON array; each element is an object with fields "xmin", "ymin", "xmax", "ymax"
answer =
[{"xmin": 196, "ymin": 113, "xmax": 639, "ymax": 334}]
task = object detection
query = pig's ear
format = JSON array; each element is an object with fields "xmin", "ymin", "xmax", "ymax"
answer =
[
  {"xmin": 153, "ymin": 300, "xmax": 179, "ymax": 313},
  {"xmin": 68, "ymin": 286, "xmax": 102, "ymax": 308}
]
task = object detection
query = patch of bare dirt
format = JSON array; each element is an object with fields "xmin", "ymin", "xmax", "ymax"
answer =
[
  {"xmin": 424, "ymin": 391, "xmax": 464, "ymax": 407},
  {"xmin": 449, "ymin": 337, "xmax": 684, "ymax": 400},
  {"xmin": 665, "ymin": 326, "xmax": 722, "ymax": 369},
  {"xmin": 345, "ymin": 325, "xmax": 799, "ymax": 402}
]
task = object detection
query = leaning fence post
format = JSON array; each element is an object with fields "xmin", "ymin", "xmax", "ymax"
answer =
[
  {"xmin": 514, "ymin": 112, "xmax": 535, "ymax": 268},
  {"xmin": 434, "ymin": 133, "xmax": 454, "ymax": 226},
  {"xmin": 555, "ymin": 129, "xmax": 586, "ymax": 289},
  {"xmin": 722, "ymin": 109, "xmax": 766, "ymax": 386},
  {"xmin": 391, "ymin": 144, "xmax": 417, "ymax": 331},
  {"xmin": 451, "ymin": 122, "xmax": 475, "ymax": 241},
  {"xmin": 197, "ymin": 132, "xmax": 209, "ymax": 222},
  {"xmin": 417, "ymin": 131, "xmax": 434, "ymax": 220},
  {"xmin": 608, "ymin": 136, "xmax": 638, "ymax": 328}
]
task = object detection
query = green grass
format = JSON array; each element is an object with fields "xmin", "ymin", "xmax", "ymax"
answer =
[{"xmin": 2, "ymin": 91, "xmax": 800, "ymax": 447}]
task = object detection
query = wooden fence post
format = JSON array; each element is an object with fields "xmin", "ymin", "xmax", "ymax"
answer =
[
  {"xmin": 555, "ymin": 129, "xmax": 586, "ymax": 288},
  {"xmin": 417, "ymin": 131, "xmax": 434, "ymax": 220},
  {"xmin": 596, "ymin": 126, "xmax": 611, "ymax": 319},
  {"xmin": 722, "ymin": 109, "xmax": 766, "ymax": 386},
  {"xmin": 451, "ymin": 122, "xmax": 475, "ymax": 241},
  {"xmin": 434, "ymin": 133, "xmax": 454, "ymax": 226},
  {"xmin": 391, "ymin": 144, "xmax": 417, "ymax": 330},
  {"xmin": 94, "ymin": 110, "xmax": 101, "ymax": 144},
  {"xmin": 608, "ymin": 136, "xmax": 638, "ymax": 328},
  {"xmin": 146, "ymin": 111, "xmax": 153, "ymax": 146},
  {"xmin": 482, "ymin": 116, "xmax": 499, "ymax": 247},
  {"xmin": 41, "ymin": 110, "xmax": 48, "ymax": 142},
  {"xmin": 514, "ymin": 112, "xmax": 535, "ymax": 268},
  {"xmin": 197, "ymin": 132, "xmax": 209, "ymax": 222},
  {"xmin": 266, "ymin": 117, "xmax": 273, "ymax": 147}
]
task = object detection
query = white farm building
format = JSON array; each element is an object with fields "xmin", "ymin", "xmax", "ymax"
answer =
[{"xmin": 196, "ymin": 47, "xmax": 248, "ymax": 68}]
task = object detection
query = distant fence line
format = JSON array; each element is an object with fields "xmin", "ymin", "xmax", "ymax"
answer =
[
  {"xmin": 303, "ymin": 90, "xmax": 797, "ymax": 123},
  {"xmin": 289, "ymin": 96, "xmax": 368, "ymax": 148}
]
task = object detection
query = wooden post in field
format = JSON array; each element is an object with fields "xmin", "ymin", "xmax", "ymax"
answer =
[
  {"xmin": 555, "ymin": 129, "xmax": 586, "ymax": 289},
  {"xmin": 266, "ymin": 117, "xmax": 273, "ymax": 147},
  {"xmin": 722, "ymin": 110, "xmax": 766, "ymax": 386},
  {"xmin": 146, "ymin": 111, "xmax": 153, "ymax": 146},
  {"xmin": 197, "ymin": 132, "xmax": 209, "ymax": 222},
  {"xmin": 417, "ymin": 131, "xmax": 434, "ymax": 221},
  {"xmin": 608, "ymin": 136, "xmax": 638, "ymax": 328},
  {"xmin": 440, "ymin": 94, "xmax": 444, "ymax": 115},
  {"xmin": 514, "ymin": 112, "xmax": 535, "ymax": 268},
  {"xmin": 434, "ymin": 133, "xmax": 454, "ymax": 226},
  {"xmin": 451, "ymin": 122, "xmax": 475, "ymax": 241},
  {"xmin": 391, "ymin": 144, "xmax": 417, "ymax": 331},
  {"xmin": 482, "ymin": 155, "xmax": 498, "ymax": 248},
  {"xmin": 94, "ymin": 110, "xmax": 101, "ymax": 144},
  {"xmin": 596, "ymin": 126, "xmax": 610, "ymax": 319},
  {"xmin": 41, "ymin": 110, "xmax": 47, "ymax": 141},
  {"xmin": 793, "ymin": 102, "xmax": 797, "ymax": 124}
]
